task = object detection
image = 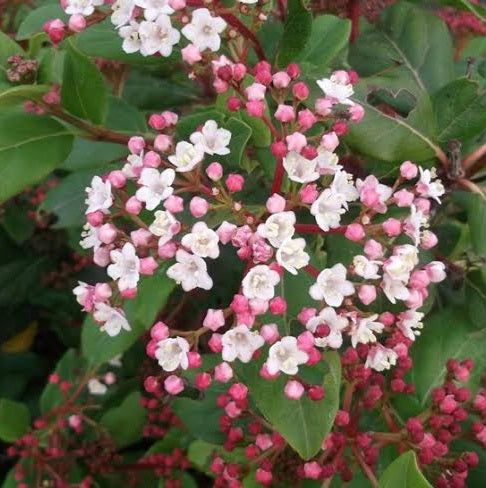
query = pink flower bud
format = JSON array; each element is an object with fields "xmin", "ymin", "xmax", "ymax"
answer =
[
  {"xmin": 162, "ymin": 111, "xmax": 178, "ymax": 127},
  {"xmin": 164, "ymin": 375, "xmax": 184, "ymax": 395},
  {"xmin": 225, "ymin": 401, "xmax": 242, "ymax": 418},
  {"xmin": 208, "ymin": 333, "xmax": 223, "ymax": 353},
  {"xmin": 87, "ymin": 211, "xmax": 104, "ymax": 227},
  {"xmin": 154, "ymin": 134, "xmax": 172, "ymax": 152},
  {"xmin": 180, "ymin": 43, "xmax": 202, "ymax": 65},
  {"xmin": 421, "ymin": 230, "xmax": 438, "ymax": 250},
  {"xmin": 410, "ymin": 270, "xmax": 430, "ymax": 289},
  {"xmin": 405, "ymin": 289, "xmax": 423, "ymax": 309},
  {"xmin": 246, "ymin": 100, "xmax": 265, "ymax": 118},
  {"xmin": 169, "ymin": 0, "xmax": 186, "ymax": 9},
  {"xmin": 139, "ymin": 257, "xmax": 158, "ymax": 275},
  {"xmin": 130, "ymin": 228, "xmax": 152, "ymax": 247},
  {"xmin": 121, "ymin": 288, "xmax": 137, "ymax": 299},
  {"xmin": 303, "ymin": 462, "xmax": 322, "ymax": 480},
  {"xmin": 227, "ymin": 96, "xmax": 243, "ymax": 111},
  {"xmin": 104, "ymin": 372, "xmax": 116, "ymax": 385},
  {"xmin": 299, "ymin": 184, "xmax": 318, "ymax": 204},
  {"xmin": 228, "ymin": 383, "xmax": 248, "ymax": 401},
  {"xmin": 245, "ymin": 82, "xmax": 266, "ymax": 101},
  {"xmin": 425, "ymin": 261, "xmax": 446, "ymax": 282},
  {"xmin": 249, "ymin": 298, "xmax": 269, "ymax": 315},
  {"xmin": 364, "ymin": 239, "xmax": 383, "ymax": 259},
  {"xmin": 335, "ymin": 410, "xmax": 350, "ymax": 426},
  {"xmin": 297, "ymin": 331, "xmax": 315, "ymax": 352},
  {"xmin": 345, "ymin": 223, "xmax": 365, "ymax": 241},
  {"xmin": 348, "ymin": 70, "xmax": 359, "ymax": 84},
  {"xmin": 292, "ymin": 82, "xmax": 309, "ymax": 100},
  {"xmin": 203, "ymin": 309, "xmax": 225, "ymax": 331},
  {"xmin": 349, "ymin": 103, "xmax": 365, "ymax": 123},
  {"xmin": 259, "ymin": 363, "xmax": 280, "ymax": 379},
  {"xmin": 382, "ymin": 218, "xmax": 401, "ymax": 237},
  {"xmin": 272, "ymin": 71, "xmax": 291, "ymax": 88},
  {"xmin": 94, "ymin": 283, "xmax": 111, "ymax": 300},
  {"xmin": 93, "ymin": 246, "xmax": 110, "ymax": 267},
  {"xmin": 150, "ymin": 321, "xmax": 169, "ymax": 341},
  {"xmin": 394, "ymin": 189, "xmax": 414, "ymax": 207},
  {"xmin": 125, "ymin": 196, "xmax": 143, "ymax": 215},
  {"xmin": 414, "ymin": 197, "xmax": 431, "ymax": 214},
  {"xmin": 315, "ymin": 97, "xmax": 333, "ymax": 116},
  {"xmin": 128, "ymin": 136, "xmax": 145, "ymax": 155},
  {"xmin": 255, "ymin": 69, "xmax": 272, "ymax": 85},
  {"xmin": 274, "ymin": 104, "xmax": 295, "ymax": 123},
  {"xmin": 146, "ymin": 340, "xmax": 157, "ymax": 359},
  {"xmin": 157, "ymin": 241, "xmax": 177, "ymax": 259},
  {"xmin": 143, "ymin": 151, "xmax": 161, "ymax": 168},
  {"xmin": 68, "ymin": 14, "xmax": 86, "ymax": 33},
  {"xmin": 297, "ymin": 109, "xmax": 316, "ymax": 130},
  {"xmin": 148, "ymin": 114, "xmax": 166, "ymax": 130},
  {"xmin": 285, "ymin": 132, "xmax": 307, "ymax": 152},
  {"xmin": 68, "ymin": 415, "xmax": 82, "ymax": 430},
  {"xmin": 320, "ymin": 131, "xmax": 339, "ymax": 151},
  {"xmin": 440, "ymin": 395, "xmax": 458, "ymax": 414},
  {"xmin": 266, "ymin": 193, "xmax": 286, "ymax": 213},
  {"xmin": 358, "ymin": 285, "xmax": 376, "ymax": 305},
  {"xmin": 226, "ymin": 174, "xmax": 244, "ymax": 192},
  {"xmin": 189, "ymin": 196, "xmax": 209, "ymax": 217},
  {"xmin": 195, "ymin": 372, "xmax": 212, "ymax": 389},
  {"xmin": 297, "ymin": 307, "xmax": 316, "ymax": 325},
  {"xmin": 286, "ymin": 63, "xmax": 300, "ymax": 79},
  {"xmin": 306, "ymin": 348, "xmax": 321, "ymax": 365},
  {"xmin": 260, "ymin": 323, "xmax": 279, "ymax": 344},
  {"xmin": 332, "ymin": 120, "xmax": 348, "ymax": 136},
  {"xmin": 44, "ymin": 19, "xmax": 65, "ymax": 44},
  {"xmin": 400, "ymin": 161, "xmax": 418, "ymax": 179},
  {"xmin": 108, "ymin": 170, "xmax": 126, "ymax": 189},
  {"xmin": 206, "ymin": 161, "xmax": 223, "ymax": 181},
  {"xmin": 98, "ymin": 223, "xmax": 117, "ymax": 244},
  {"xmin": 271, "ymin": 140, "xmax": 288, "ymax": 158},
  {"xmin": 236, "ymin": 311, "xmax": 255, "ymax": 327},
  {"xmin": 284, "ymin": 380, "xmax": 304, "ymax": 400},
  {"xmin": 213, "ymin": 78, "xmax": 229, "ymax": 94},
  {"xmin": 255, "ymin": 469, "xmax": 273, "ymax": 485},
  {"xmin": 255, "ymin": 433, "xmax": 273, "ymax": 450},
  {"xmin": 269, "ymin": 296, "xmax": 287, "ymax": 315},
  {"xmin": 164, "ymin": 195, "xmax": 184, "ymax": 213},
  {"xmin": 217, "ymin": 221, "xmax": 237, "ymax": 244},
  {"xmin": 214, "ymin": 362, "xmax": 233, "ymax": 382}
]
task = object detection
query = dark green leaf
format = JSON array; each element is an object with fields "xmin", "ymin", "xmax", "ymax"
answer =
[
  {"xmin": 16, "ymin": 5, "xmax": 68, "ymax": 40},
  {"xmin": 176, "ymin": 109, "xmax": 224, "ymax": 141},
  {"xmin": 0, "ymin": 398, "xmax": 30, "ymax": 442},
  {"xmin": 378, "ymin": 451, "xmax": 432, "ymax": 487},
  {"xmin": 0, "ymin": 113, "xmax": 74, "ymax": 203},
  {"xmin": 62, "ymin": 138, "xmax": 127, "ymax": 171},
  {"xmin": 452, "ymin": 191, "xmax": 486, "ymax": 255},
  {"xmin": 105, "ymin": 96, "xmax": 148, "ymax": 133},
  {"xmin": 1, "ymin": 204, "xmax": 35, "ymax": 244},
  {"xmin": 0, "ymin": 31, "xmax": 24, "ymax": 68},
  {"xmin": 221, "ymin": 117, "xmax": 252, "ymax": 169},
  {"xmin": 0, "ymin": 85, "xmax": 49, "ymax": 111}
]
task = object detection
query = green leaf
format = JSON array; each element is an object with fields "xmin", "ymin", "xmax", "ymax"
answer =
[
  {"xmin": 452, "ymin": 191, "xmax": 486, "ymax": 255},
  {"xmin": 241, "ymin": 111, "xmax": 271, "ymax": 148},
  {"xmin": 276, "ymin": 0, "xmax": 313, "ymax": 67},
  {"xmin": 61, "ymin": 42, "xmax": 108, "ymax": 124},
  {"xmin": 410, "ymin": 308, "xmax": 486, "ymax": 406},
  {"xmin": 433, "ymin": 78, "xmax": 486, "ymax": 142},
  {"xmin": 176, "ymin": 109, "xmax": 224, "ymax": 141},
  {"xmin": 0, "ymin": 113, "xmax": 74, "ymax": 203},
  {"xmin": 237, "ymin": 352, "xmax": 341, "ymax": 460},
  {"xmin": 62, "ymin": 138, "xmax": 127, "ymax": 171},
  {"xmin": 16, "ymin": 5, "xmax": 68, "ymax": 40},
  {"xmin": 349, "ymin": 2, "xmax": 454, "ymax": 95},
  {"xmin": 221, "ymin": 117, "xmax": 252, "ymax": 169},
  {"xmin": 1, "ymin": 204, "xmax": 35, "ymax": 244},
  {"xmin": 0, "ymin": 398, "xmax": 30, "ymax": 442},
  {"xmin": 296, "ymin": 15, "xmax": 351, "ymax": 68},
  {"xmin": 105, "ymin": 96, "xmax": 148, "ymax": 133},
  {"xmin": 0, "ymin": 31, "xmax": 24, "ymax": 68},
  {"xmin": 0, "ymin": 85, "xmax": 49, "ymax": 111},
  {"xmin": 378, "ymin": 451, "xmax": 432, "ymax": 487},
  {"xmin": 100, "ymin": 391, "xmax": 146, "ymax": 448},
  {"xmin": 465, "ymin": 270, "xmax": 486, "ymax": 325},
  {"xmin": 81, "ymin": 264, "xmax": 175, "ymax": 366}
]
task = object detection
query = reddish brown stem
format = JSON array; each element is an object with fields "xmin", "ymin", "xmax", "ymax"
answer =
[
  {"xmin": 350, "ymin": 444, "xmax": 379, "ymax": 487},
  {"xmin": 270, "ymin": 158, "xmax": 285, "ymax": 194},
  {"xmin": 348, "ymin": 0, "xmax": 360, "ymax": 42},
  {"xmin": 295, "ymin": 224, "xmax": 347, "ymax": 235},
  {"xmin": 304, "ymin": 264, "xmax": 319, "ymax": 278}
]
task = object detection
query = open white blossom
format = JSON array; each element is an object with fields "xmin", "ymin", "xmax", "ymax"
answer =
[
  {"xmin": 221, "ymin": 325, "xmax": 265, "ymax": 363},
  {"xmin": 136, "ymin": 167, "xmax": 175, "ymax": 210},
  {"xmin": 85, "ymin": 176, "xmax": 112, "ymax": 214},
  {"xmin": 111, "ymin": 0, "xmax": 136, "ymax": 27},
  {"xmin": 107, "ymin": 243, "xmax": 140, "ymax": 291},
  {"xmin": 331, "ymin": 170, "xmax": 359, "ymax": 207},
  {"xmin": 88, "ymin": 378, "xmax": 107, "ymax": 395},
  {"xmin": 138, "ymin": 15, "xmax": 180, "ymax": 57},
  {"xmin": 417, "ymin": 167, "xmax": 445, "ymax": 203},
  {"xmin": 276, "ymin": 238, "xmax": 310, "ymax": 275},
  {"xmin": 181, "ymin": 222, "xmax": 220, "ymax": 259},
  {"xmin": 309, "ymin": 263, "xmax": 354, "ymax": 307},
  {"xmin": 306, "ymin": 307, "xmax": 348, "ymax": 349},
  {"xmin": 316, "ymin": 74, "xmax": 354, "ymax": 105},
  {"xmin": 404, "ymin": 205, "xmax": 426, "ymax": 246},
  {"xmin": 120, "ymin": 22, "xmax": 142, "ymax": 53},
  {"xmin": 135, "ymin": 0, "xmax": 173, "ymax": 21},
  {"xmin": 310, "ymin": 189, "xmax": 346, "ymax": 231},
  {"xmin": 149, "ymin": 210, "xmax": 178, "ymax": 245},
  {"xmin": 381, "ymin": 275, "xmax": 410, "ymax": 304},
  {"xmin": 167, "ymin": 249, "xmax": 213, "ymax": 291},
  {"xmin": 352, "ymin": 255, "xmax": 381, "ymax": 280},
  {"xmin": 190, "ymin": 120, "xmax": 231, "ymax": 156},
  {"xmin": 283, "ymin": 151, "xmax": 319, "ymax": 184},
  {"xmin": 349, "ymin": 314, "xmax": 384, "ymax": 348},
  {"xmin": 80, "ymin": 223, "xmax": 101, "ymax": 250},
  {"xmin": 181, "ymin": 8, "xmax": 227, "ymax": 52},
  {"xmin": 93, "ymin": 303, "xmax": 131, "ymax": 337},
  {"xmin": 122, "ymin": 152, "xmax": 144, "ymax": 178},
  {"xmin": 365, "ymin": 344, "xmax": 398, "ymax": 371},
  {"xmin": 65, "ymin": 0, "xmax": 104, "ymax": 16},
  {"xmin": 257, "ymin": 211, "xmax": 296, "ymax": 248},
  {"xmin": 241, "ymin": 265, "xmax": 280, "ymax": 301},
  {"xmin": 155, "ymin": 337, "xmax": 190, "ymax": 371},
  {"xmin": 168, "ymin": 141, "xmax": 205, "ymax": 172},
  {"xmin": 396, "ymin": 310, "xmax": 424, "ymax": 341},
  {"xmin": 315, "ymin": 150, "xmax": 340, "ymax": 174},
  {"xmin": 266, "ymin": 336, "xmax": 308, "ymax": 375}
]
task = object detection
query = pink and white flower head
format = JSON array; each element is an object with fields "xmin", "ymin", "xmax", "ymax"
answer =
[
  {"xmin": 316, "ymin": 71, "xmax": 354, "ymax": 105},
  {"xmin": 283, "ymin": 152, "xmax": 319, "ymax": 184},
  {"xmin": 396, "ymin": 310, "xmax": 424, "ymax": 341},
  {"xmin": 309, "ymin": 264, "xmax": 354, "ymax": 307},
  {"xmin": 417, "ymin": 167, "xmax": 445, "ymax": 203},
  {"xmin": 168, "ymin": 141, "xmax": 205, "ymax": 172},
  {"xmin": 356, "ymin": 175, "xmax": 393, "ymax": 213},
  {"xmin": 189, "ymin": 120, "xmax": 231, "ymax": 156},
  {"xmin": 181, "ymin": 8, "xmax": 227, "ymax": 52},
  {"xmin": 138, "ymin": 15, "xmax": 180, "ymax": 57},
  {"xmin": 85, "ymin": 176, "xmax": 113, "ymax": 214},
  {"xmin": 155, "ymin": 337, "xmax": 190, "ymax": 371},
  {"xmin": 352, "ymin": 255, "xmax": 381, "ymax": 280},
  {"xmin": 315, "ymin": 150, "xmax": 340, "ymax": 175},
  {"xmin": 149, "ymin": 210, "xmax": 179, "ymax": 245},
  {"xmin": 221, "ymin": 324, "xmax": 265, "ymax": 363},
  {"xmin": 257, "ymin": 211, "xmax": 296, "ymax": 248},
  {"xmin": 306, "ymin": 307, "xmax": 348, "ymax": 349},
  {"xmin": 136, "ymin": 167, "xmax": 175, "ymax": 210},
  {"xmin": 93, "ymin": 303, "xmax": 131, "ymax": 337},
  {"xmin": 365, "ymin": 344, "xmax": 398, "ymax": 371},
  {"xmin": 111, "ymin": 0, "xmax": 136, "ymax": 27},
  {"xmin": 310, "ymin": 189, "xmax": 346, "ymax": 231},
  {"xmin": 276, "ymin": 238, "xmax": 310, "ymax": 275},
  {"xmin": 265, "ymin": 336, "xmax": 308, "ymax": 375},
  {"xmin": 167, "ymin": 249, "xmax": 213, "ymax": 291},
  {"xmin": 107, "ymin": 242, "xmax": 140, "ymax": 291},
  {"xmin": 242, "ymin": 265, "xmax": 280, "ymax": 301},
  {"xmin": 349, "ymin": 314, "xmax": 384, "ymax": 348},
  {"xmin": 181, "ymin": 222, "xmax": 220, "ymax": 259}
]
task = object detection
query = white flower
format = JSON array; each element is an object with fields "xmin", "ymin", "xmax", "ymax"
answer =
[
  {"xmin": 138, "ymin": 15, "xmax": 180, "ymax": 57},
  {"xmin": 167, "ymin": 249, "xmax": 213, "ymax": 291},
  {"xmin": 107, "ymin": 243, "xmax": 140, "ymax": 291},
  {"xmin": 306, "ymin": 307, "xmax": 348, "ymax": 349},
  {"xmin": 155, "ymin": 337, "xmax": 189, "ymax": 371},
  {"xmin": 241, "ymin": 265, "xmax": 280, "ymax": 301},
  {"xmin": 80, "ymin": 223, "xmax": 101, "ymax": 250},
  {"xmin": 238, "ymin": 0, "xmax": 257, "ymax": 3},
  {"xmin": 168, "ymin": 141, "xmax": 205, "ymax": 172},
  {"xmin": 404, "ymin": 205, "xmax": 426, "ymax": 246},
  {"xmin": 85, "ymin": 176, "xmax": 112, "ymax": 214},
  {"xmin": 310, "ymin": 189, "xmax": 346, "ymax": 231},
  {"xmin": 316, "ymin": 74, "xmax": 354, "ymax": 105},
  {"xmin": 149, "ymin": 210, "xmax": 178, "ymax": 245},
  {"xmin": 108, "ymin": 355, "xmax": 123, "ymax": 367},
  {"xmin": 111, "ymin": 0, "xmax": 135, "ymax": 27},
  {"xmin": 119, "ymin": 22, "xmax": 142, "ymax": 53},
  {"xmin": 257, "ymin": 211, "xmax": 296, "ymax": 248},
  {"xmin": 266, "ymin": 336, "xmax": 308, "ymax": 375},
  {"xmin": 383, "ymin": 246, "xmax": 418, "ymax": 282},
  {"xmin": 189, "ymin": 120, "xmax": 231, "ymax": 156},
  {"xmin": 315, "ymin": 150, "xmax": 341, "ymax": 174},
  {"xmin": 309, "ymin": 263, "xmax": 354, "ymax": 307},
  {"xmin": 181, "ymin": 222, "xmax": 220, "ymax": 259},
  {"xmin": 135, "ymin": 0, "xmax": 173, "ymax": 21},
  {"xmin": 283, "ymin": 151, "xmax": 319, "ymax": 184},
  {"xmin": 136, "ymin": 167, "xmax": 175, "ymax": 210},
  {"xmin": 88, "ymin": 378, "xmax": 107, "ymax": 395},
  {"xmin": 331, "ymin": 170, "xmax": 359, "ymax": 207},
  {"xmin": 349, "ymin": 314, "xmax": 384, "ymax": 348},
  {"xmin": 365, "ymin": 345, "xmax": 398, "ymax": 372},
  {"xmin": 417, "ymin": 167, "xmax": 445, "ymax": 203},
  {"xmin": 93, "ymin": 303, "xmax": 131, "ymax": 337},
  {"xmin": 122, "ymin": 152, "xmax": 144, "ymax": 178},
  {"xmin": 65, "ymin": 0, "xmax": 104, "ymax": 16},
  {"xmin": 221, "ymin": 325, "xmax": 265, "ymax": 363},
  {"xmin": 181, "ymin": 8, "xmax": 227, "ymax": 52},
  {"xmin": 381, "ymin": 275, "xmax": 410, "ymax": 304},
  {"xmin": 397, "ymin": 310, "xmax": 424, "ymax": 341},
  {"xmin": 276, "ymin": 238, "xmax": 310, "ymax": 275},
  {"xmin": 352, "ymin": 255, "xmax": 381, "ymax": 280}
]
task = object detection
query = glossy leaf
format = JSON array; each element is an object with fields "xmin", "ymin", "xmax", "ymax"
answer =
[
  {"xmin": 452, "ymin": 192, "xmax": 486, "ymax": 255},
  {"xmin": 61, "ymin": 139, "xmax": 127, "ymax": 171},
  {"xmin": 221, "ymin": 117, "xmax": 252, "ymax": 169},
  {"xmin": 378, "ymin": 451, "xmax": 432, "ymax": 487},
  {"xmin": 0, "ymin": 85, "xmax": 49, "ymax": 112},
  {"xmin": 0, "ymin": 31, "xmax": 24, "ymax": 68},
  {"xmin": 0, "ymin": 398, "xmax": 30, "ymax": 442},
  {"xmin": 16, "ymin": 5, "xmax": 67, "ymax": 40}
]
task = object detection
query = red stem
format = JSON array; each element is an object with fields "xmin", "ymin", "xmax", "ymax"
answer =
[
  {"xmin": 295, "ymin": 224, "xmax": 347, "ymax": 235},
  {"xmin": 348, "ymin": 0, "xmax": 360, "ymax": 42},
  {"xmin": 304, "ymin": 265, "xmax": 319, "ymax": 278},
  {"xmin": 270, "ymin": 158, "xmax": 284, "ymax": 194}
]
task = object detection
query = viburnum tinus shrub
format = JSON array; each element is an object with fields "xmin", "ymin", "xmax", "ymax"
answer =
[{"xmin": 1, "ymin": 0, "xmax": 486, "ymax": 487}]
